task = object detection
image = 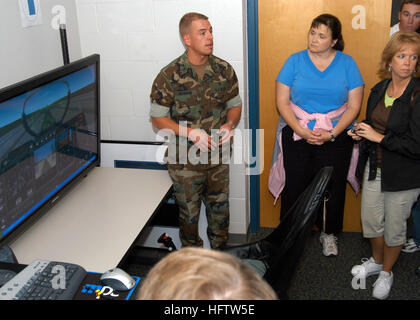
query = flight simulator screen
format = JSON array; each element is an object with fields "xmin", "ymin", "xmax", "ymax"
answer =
[{"xmin": 0, "ymin": 64, "xmax": 98, "ymax": 240}]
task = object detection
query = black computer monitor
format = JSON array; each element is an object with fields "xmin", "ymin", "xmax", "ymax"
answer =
[{"xmin": 0, "ymin": 54, "xmax": 100, "ymax": 246}]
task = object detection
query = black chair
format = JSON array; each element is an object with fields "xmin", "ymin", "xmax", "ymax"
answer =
[
  {"xmin": 0, "ymin": 245, "xmax": 18, "ymax": 264},
  {"xmin": 223, "ymin": 166, "xmax": 334, "ymax": 299}
]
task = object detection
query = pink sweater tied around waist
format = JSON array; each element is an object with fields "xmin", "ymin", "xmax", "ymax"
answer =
[{"xmin": 268, "ymin": 102, "xmax": 360, "ymax": 205}]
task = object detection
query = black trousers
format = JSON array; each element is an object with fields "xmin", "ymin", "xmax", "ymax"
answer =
[{"xmin": 280, "ymin": 125, "xmax": 353, "ymax": 234}]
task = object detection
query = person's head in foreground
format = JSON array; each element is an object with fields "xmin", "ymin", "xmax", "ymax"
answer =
[{"xmin": 136, "ymin": 247, "xmax": 278, "ymax": 300}]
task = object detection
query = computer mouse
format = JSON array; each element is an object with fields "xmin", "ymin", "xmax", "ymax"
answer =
[{"xmin": 100, "ymin": 268, "xmax": 136, "ymax": 291}]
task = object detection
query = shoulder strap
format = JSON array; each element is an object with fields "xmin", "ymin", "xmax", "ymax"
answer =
[{"xmin": 410, "ymin": 87, "xmax": 420, "ymax": 110}]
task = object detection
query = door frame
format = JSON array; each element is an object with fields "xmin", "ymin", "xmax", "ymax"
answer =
[{"xmin": 246, "ymin": 0, "xmax": 260, "ymax": 233}]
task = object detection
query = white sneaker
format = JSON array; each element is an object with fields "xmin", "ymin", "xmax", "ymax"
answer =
[
  {"xmin": 351, "ymin": 257, "xmax": 383, "ymax": 278},
  {"xmin": 372, "ymin": 271, "xmax": 393, "ymax": 300},
  {"xmin": 402, "ymin": 238, "xmax": 420, "ymax": 253},
  {"xmin": 319, "ymin": 232, "xmax": 338, "ymax": 256}
]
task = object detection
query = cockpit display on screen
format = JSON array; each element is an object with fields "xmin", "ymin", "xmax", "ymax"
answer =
[{"xmin": 0, "ymin": 55, "xmax": 100, "ymax": 242}]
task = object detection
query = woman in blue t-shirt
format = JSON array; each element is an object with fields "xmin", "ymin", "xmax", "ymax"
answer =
[{"xmin": 273, "ymin": 14, "xmax": 364, "ymax": 257}]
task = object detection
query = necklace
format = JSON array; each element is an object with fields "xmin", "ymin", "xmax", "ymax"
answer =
[
  {"xmin": 388, "ymin": 79, "xmax": 411, "ymax": 98},
  {"xmin": 387, "ymin": 84, "xmax": 403, "ymax": 98}
]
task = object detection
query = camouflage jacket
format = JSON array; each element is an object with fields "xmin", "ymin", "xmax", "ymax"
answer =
[{"xmin": 150, "ymin": 52, "xmax": 241, "ymax": 168}]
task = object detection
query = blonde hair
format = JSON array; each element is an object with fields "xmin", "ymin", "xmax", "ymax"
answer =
[
  {"xmin": 179, "ymin": 12, "xmax": 209, "ymax": 37},
  {"xmin": 137, "ymin": 247, "xmax": 278, "ymax": 300},
  {"xmin": 378, "ymin": 31, "xmax": 420, "ymax": 79}
]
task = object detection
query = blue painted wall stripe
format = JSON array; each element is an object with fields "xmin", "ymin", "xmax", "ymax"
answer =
[
  {"xmin": 27, "ymin": 0, "xmax": 36, "ymax": 15},
  {"xmin": 247, "ymin": 0, "xmax": 260, "ymax": 233}
]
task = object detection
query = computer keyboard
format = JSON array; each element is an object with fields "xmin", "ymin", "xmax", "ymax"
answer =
[{"xmin": 0, "ymin": 259, "xmax": 87, "ymax": 300}]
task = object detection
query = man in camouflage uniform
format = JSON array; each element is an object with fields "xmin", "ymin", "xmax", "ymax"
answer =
[{"xmin": 150, "ymin": 12, "xmax": 242, "ymax": 249}]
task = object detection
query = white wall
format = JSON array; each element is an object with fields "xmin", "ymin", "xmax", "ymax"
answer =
[
  {"xmin": 76, "ymin": 0, "xmax": 249, "ymax": 234},
  {"xmin": 0, "ymin": 0, "xmax": 82, "ymax": 88}
]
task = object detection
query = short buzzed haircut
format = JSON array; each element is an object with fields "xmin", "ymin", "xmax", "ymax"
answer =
[
  {"xmin": 179, "ymin": 12, "xmax": 209, "ymax": 37},
  {"xmin": 400, "ymin": 0, "xmax": 420, "ymax": 11}
]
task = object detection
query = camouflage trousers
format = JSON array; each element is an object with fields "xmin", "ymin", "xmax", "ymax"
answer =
[{"xmin": 167, "ymin": 164, "xmax": 230, "ymax": 249}]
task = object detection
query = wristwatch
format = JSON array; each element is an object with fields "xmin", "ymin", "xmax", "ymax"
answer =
[
  {"xmin": 227, "ymin": 120, "xmax": 236, "ymax": 129},
  {"xmin": 329, "ymin": 130, "xmax": 336, "ymax": 142}
]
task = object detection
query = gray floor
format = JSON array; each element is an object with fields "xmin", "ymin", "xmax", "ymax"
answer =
[{"xmin": 289, "ymin": 231, "xmax": 420, "ymax": 300}]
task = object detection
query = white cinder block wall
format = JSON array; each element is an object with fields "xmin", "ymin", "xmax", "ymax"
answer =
[
  {"xmin": 0, "ymin": 0, "xmax": 82, "ymax": 88},
  {"xmin": 75, "ymin": 0, "xmax": 249, "ymax": 235}
]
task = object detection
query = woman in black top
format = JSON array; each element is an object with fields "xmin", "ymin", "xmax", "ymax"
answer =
[{"xmin": 348, "ymin": 32, "xmax": 420, "ymax": 299}]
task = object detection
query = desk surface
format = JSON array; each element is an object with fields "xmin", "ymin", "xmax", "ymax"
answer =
[{"xmin": 9, "ymin": 167, "xmax": 172, "ymax": 273}]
